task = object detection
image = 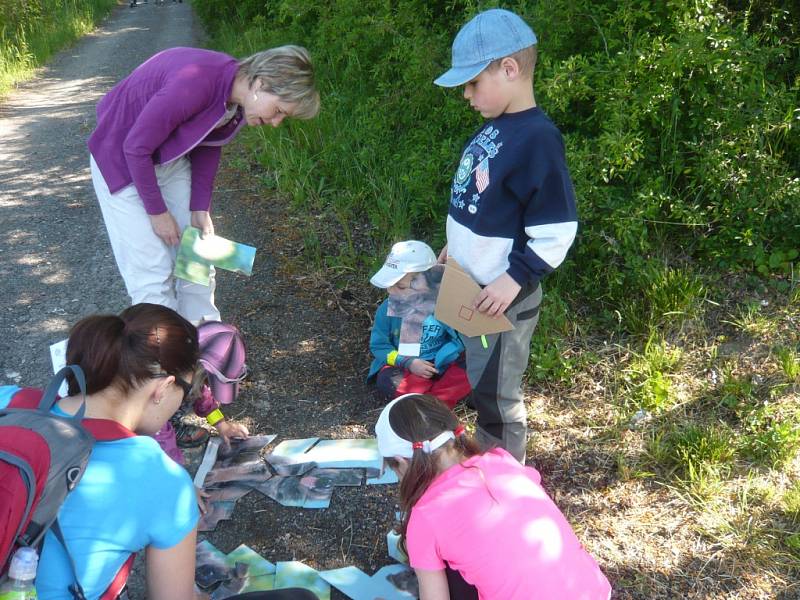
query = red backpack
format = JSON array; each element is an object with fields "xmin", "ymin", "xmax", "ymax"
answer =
[{"xmin": 0, "ymin": 366, "xmax": 134, "ymax": 600}]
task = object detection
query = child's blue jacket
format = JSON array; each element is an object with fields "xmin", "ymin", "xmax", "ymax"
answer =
[{"xmin": 368, "ymin": 299, "xmax": 464, "ymax": 381}]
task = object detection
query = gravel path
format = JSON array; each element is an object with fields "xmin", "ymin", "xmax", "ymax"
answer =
[{"xmin": 0, "ymin": 1, "xmax": 204, "ymax": 385}]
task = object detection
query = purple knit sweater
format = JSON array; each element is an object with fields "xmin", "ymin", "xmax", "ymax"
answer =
[{"xmin": 88, "ymin": 47, "xmax": 245, "ymax": 215}]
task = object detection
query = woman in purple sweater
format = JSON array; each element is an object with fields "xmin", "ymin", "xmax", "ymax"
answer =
[{"xmin": 89, "ymin": 46, "xmax": 319, "ymax": 324}]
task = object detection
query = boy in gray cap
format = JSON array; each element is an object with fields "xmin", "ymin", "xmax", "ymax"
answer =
[{"xmin": 436, "ymin": 9, "xmax": 578, "ymax": 462}]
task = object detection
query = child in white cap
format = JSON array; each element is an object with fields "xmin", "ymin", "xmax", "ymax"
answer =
[
  {"xmin": 375, "ymin": 394, "xmax": 612, "ymax": 600},
  {"xmin": 368, "ymin": 241, "xmax": 470, "ymax": 408}
]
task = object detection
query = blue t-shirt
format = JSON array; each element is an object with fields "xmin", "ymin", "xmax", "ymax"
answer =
[{"xmin": 0, "ymin": 386, "xmax": 199, "ymax": 600}]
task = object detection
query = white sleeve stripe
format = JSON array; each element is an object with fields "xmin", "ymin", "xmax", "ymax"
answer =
[{"xmin": 524, "ymin": 221, "xmax": 578, "ymax": 269}]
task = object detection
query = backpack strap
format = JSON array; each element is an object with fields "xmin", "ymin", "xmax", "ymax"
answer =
[
  {"xmin": 39, "ymin": 366, "xmax": 87, "ymax": 419},
  {"xmin": 99, "ymin": 553, "xmax": 136, "ymax": 600},
  {"xmin": 50, "ymin": 520, "xmax": 87, "ymax": 600},
  {"xmin": 10, "ymin": 391, "xmax": 137, "ymax": 442}
]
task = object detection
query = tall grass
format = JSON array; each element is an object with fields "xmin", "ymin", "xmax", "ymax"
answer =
[{"xmin": 0, "ymin": 0, "xmax": 117, "ymax": 96}]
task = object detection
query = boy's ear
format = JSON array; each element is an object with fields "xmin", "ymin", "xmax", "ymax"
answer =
[{"xmin": 500, "ymin": 56, "xmax": 521, "ymax": 80}]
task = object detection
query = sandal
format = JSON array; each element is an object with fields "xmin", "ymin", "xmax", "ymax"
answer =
[{"xmin": 175, "ymin": 422, "xmax": 210, "ymax": 448}]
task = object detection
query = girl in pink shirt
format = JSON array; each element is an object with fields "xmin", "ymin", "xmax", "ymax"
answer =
[{"xmin": 375, "ymin": 394, "xmax": 612, "ymax": 600}]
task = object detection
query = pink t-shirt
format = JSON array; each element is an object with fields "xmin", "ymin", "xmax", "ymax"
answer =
[{"xmin": 407, "ymin": 448, "xmax": 611, "ymax": 600}]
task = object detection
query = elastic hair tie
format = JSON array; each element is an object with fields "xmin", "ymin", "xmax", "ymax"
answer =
[
  {"xmin": 454, "ymin": 424, "xmax": 465, "ymax": 437},
  {"xmin": 412, "ymin": 441, "xmax": 424, "ymax": 450}
]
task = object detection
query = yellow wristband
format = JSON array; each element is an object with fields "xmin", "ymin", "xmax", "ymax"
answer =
[
  {"xmin": 206, "ymin": 409, "xmax": 224, "ymax": 426},
  {"xmin": 387, "ymin": 350, "xmax": 399, "ymax": 366}
]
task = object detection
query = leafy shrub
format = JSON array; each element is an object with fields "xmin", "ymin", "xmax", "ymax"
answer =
[{"xmin": 193, "ymin": 0, "xmax": 799, "ymax": 336}]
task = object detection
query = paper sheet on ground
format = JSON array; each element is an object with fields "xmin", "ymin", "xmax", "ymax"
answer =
[
  {"xmin": 367, "ymin": 468, "xmax": 399, "ymax": 485},
  {"xmin": 434, "ymin": 258, "xmax": 513, "ymax": 336},
  {"xmin": 174, "ymin": 227, "xmax": 256, "ymax": 285},
  {"xmin": 49, "ymin": 339, "xmax": 68, "ymax": 397},
  {"xmin": 197, "ymin": 435, "xmax": 395, "ymax": 517}
]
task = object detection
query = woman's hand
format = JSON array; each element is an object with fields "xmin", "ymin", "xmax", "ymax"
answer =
[
  {"xmin": 191, "ymin": 211, "xmax": 214, "ymax": 238},
  {"xmin": 215, "ymin": 419, "xmax": 249, "ymax": 446},
  {"xmin": 149, "ymin": 212, "xmax": 182, "ymax": 246},
  {"xmin": 409, "ymin": 359, "xmax": 438, "ymax": 379}
]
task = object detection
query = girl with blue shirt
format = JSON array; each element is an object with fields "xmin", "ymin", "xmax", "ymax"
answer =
[{"xmin": 1, "ymin": 304, "xmax": 314, "ymax": 600}]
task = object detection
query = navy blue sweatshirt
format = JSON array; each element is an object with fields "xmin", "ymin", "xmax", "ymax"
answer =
[{"xmin": 446, "ymin": 107, "xmax": 577, "ymax": 287}]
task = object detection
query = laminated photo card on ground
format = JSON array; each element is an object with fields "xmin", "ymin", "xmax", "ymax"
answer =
[
  {"xmin": 251, "ymin": 474, "xmax": 334, "ymax": 509},
  {"xmin": 196, "ymin": 435, "xmax": 276, "ymax": 531},
  {"xmin": 319, "ymin": 564, "xmax": 418, "ymax": 600},
  {"xmin": 196, "ymin": 435, "xmax": 397, "ymax": 516},
  {"xmin": 274, "ymin": 561, "xmax": 331, "ymax": 600},
  {"xmin": 268, "ymin": 438, "xmax": 383, "ymax": 471},
  {"xmin": 195, "ymin": 541, "xmax": 278, "ymax": 599}
]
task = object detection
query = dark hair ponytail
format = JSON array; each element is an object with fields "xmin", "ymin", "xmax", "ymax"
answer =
[
  {"xmin": 65, "ymin": 303, "xmax": 198, "ymax": 396},
  {"xmin": 386, "ymin": 394, "xmax": 482, "ymax": 555}
]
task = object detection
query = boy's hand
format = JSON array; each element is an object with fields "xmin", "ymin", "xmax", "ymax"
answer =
[
  {"xmin": 409, "ymin": 359, "xmax": 438, "ymax": 379},
  {"xmin": 474, "ymin": 272, "xmax": 521, "ymax": 317},
  {"xmin": 437, "ymin": 244, "xmax": 449, "ymax": 264}
]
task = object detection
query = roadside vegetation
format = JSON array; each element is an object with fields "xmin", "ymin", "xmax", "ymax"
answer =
[
  {"xmin": 0, "ymin": 0, "xmax": 117, "ymax": 96},
  {"xmin": 196, "ymin": 0, "xmax": 800, "ymax": 597}
]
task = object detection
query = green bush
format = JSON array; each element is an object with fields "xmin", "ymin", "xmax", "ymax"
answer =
[
  {"xmin": 0, "ymin": 0, "xmax": 117, "ymax": 95},
  {"xmin": 193, "ymin": 0, "xmax": 799, "ymax": 335}
]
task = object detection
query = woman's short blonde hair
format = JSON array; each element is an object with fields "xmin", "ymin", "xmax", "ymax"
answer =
[{"xmin": 238, "ymin": 45, "xmax": 320, "ymax": 120}]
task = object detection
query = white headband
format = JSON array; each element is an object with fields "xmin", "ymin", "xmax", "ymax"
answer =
[{"xmin": 375, "ymin": 394, "xmax": 457, "ymax": 459}]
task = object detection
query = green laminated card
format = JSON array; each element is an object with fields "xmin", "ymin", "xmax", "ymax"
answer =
[{"xmin": 174, "ymin": 227, "xmax": 256, "ymax": 285}]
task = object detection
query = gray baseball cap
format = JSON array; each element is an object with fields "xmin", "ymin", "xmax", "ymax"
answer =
[{"xmin": 434, "ymin": 9, "xmax": 537, "ymax": 88}]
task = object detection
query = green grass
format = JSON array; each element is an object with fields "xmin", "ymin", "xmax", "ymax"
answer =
[
  {"xmin": 784, "ymin": 481, "xmax": 800, "ymax": 522},
  {"xmin": 618, "ymin": 262, "xmax": 707, "ymax": 335},
  {"xmin": 623, "ymin": 336, "xmax": 684, "ymax": 412},
  {"xmin": 741, "ymin": 403, "xmax": 800, "ymax": 468},
  {"xmin": 775, "ymin": 346, "xmax": 800, "ymax": 383},
  {"xmin": 649, "ymin": 423, "xmax": 736, "ymax": 492},
  {"xmin": 0, "ymin": 0, "xmax": 117, "ymax": 97},
  {"xmin": 724, "ymin": 301, "xmax": 779, "ymax": 338}
]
